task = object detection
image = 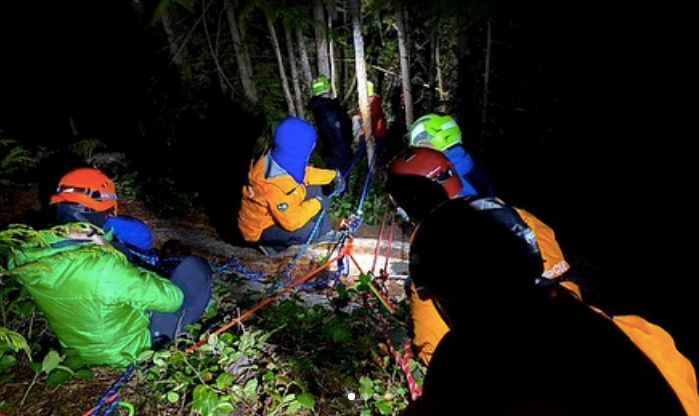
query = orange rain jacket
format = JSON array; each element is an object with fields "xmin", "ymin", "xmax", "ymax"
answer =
[
  {"xmin": 589, "ymin": 307, "xmax": 699, "ymax": 415},
  {"xmin": 238, "ymin": 154, "xmax": 336, "ymax": 243}
]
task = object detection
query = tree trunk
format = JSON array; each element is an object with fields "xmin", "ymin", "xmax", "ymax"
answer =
[
  {"xmin": 313, "ymin": 0, "xmax": 330, "ymax": 78},
  {"xmin": 350, "ymin": 0, "xmax": 373, "ymax": 165},
  {"xmin": 395, "ymin": 4, "xmax": 413, "ymax": 128},
  {"xmin": 160, "ymin": 9, "xmax": 184, "ymax": 68},
  {"xmin": 285, "ymin": 24, "xmax": 306, "ymax": 118},
  {"xmin": 296, "ymin": 25, "xmax": 314, "ymax": 94},
  {"xmin": 266, "ymin": 16, "xmax": 295, "ymax": 115},
  {"xmin": 224, "ymin": 0, "xmax": 258, "ymax": 104},
  {"xmin": 435, "ymin": 36, "xmax": 447, "ymax": 112},
  {"xmin": 328, "ymin": 16, "xmax": 337, "ymax": 96},
  {"xmin": 482, "ymin": 20, "xmax": 491, "ymax": 124}
]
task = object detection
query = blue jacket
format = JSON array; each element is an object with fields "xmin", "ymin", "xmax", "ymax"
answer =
[{"xmin": 443, "ymin": 145, "xmax": 494, "ymax": 198}]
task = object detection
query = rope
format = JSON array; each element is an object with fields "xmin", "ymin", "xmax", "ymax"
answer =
[
  {"xmin": 82, "ymin": 365, "xmax": 135, "ymax": 416},
  {"xmin": 186, "ymin": 243, "xmax": 355, "ymax": 353},
  {"xmin": 385, "ymin": 333, "xmax": 422, "ymax": 401},
  {"xmin": 81, "ymin": 141, "xmax": 380, "ymax": 415}
]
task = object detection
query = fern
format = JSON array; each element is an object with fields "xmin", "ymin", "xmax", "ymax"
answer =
[
  {"xmin": 0, "ymin": 137, "xmax": 33, "ymax": 187},
  {"xmin": 0, "ymin": 326, "xmax": 31, "ymax": 359},
  {"xmin": 67, "ymin": 138, "xmax": 105, "ymax": 160}
]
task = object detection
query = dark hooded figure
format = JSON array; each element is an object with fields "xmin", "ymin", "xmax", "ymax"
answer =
[
  {"xmin": 237, "ymin": 116, "xmax": 345, "ymax": 253},
  {"xmin": 307, "ymin": 75, "xmax": 355, "ymax": 176},
  {"xmin": 401, "ymin": 198, "xmax": 695, "ymax": 416}
]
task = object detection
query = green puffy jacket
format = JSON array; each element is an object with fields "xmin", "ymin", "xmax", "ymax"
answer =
[{"xmin": 0, "ymin": 223, "xmax": 183, "ymax": 367}]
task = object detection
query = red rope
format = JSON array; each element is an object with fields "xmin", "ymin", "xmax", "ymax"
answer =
[
  {"xmin": 371, "ymin": 212, "xmax": 388, "ymax": 276},
  {"xmin": 187, "ymin": 242, "xmax": 354, "ymax": 353},
  {"xmin": 384, "ymin": 328, "xmax": 422, "ymax": 401}
]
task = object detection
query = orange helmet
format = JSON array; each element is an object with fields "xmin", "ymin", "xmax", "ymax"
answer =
[{"xmin": 49, "ymin": 167, "xmax": 118, "ymax": 213}]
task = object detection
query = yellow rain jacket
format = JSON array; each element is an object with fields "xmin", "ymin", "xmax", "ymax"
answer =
[{"xmin": 238, "ymin": 154, "xmax": 336, "ymax": 242}]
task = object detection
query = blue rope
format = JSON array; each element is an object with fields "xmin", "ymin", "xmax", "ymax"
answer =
[
  {"xmin": 100, "ymin": 396, "xmax": 123, "ymax": 416},
  {"xmin": 89, "ymin": 364, "xmax": 135, "ymax": 415},
  {"xmin": 215, "ymin": 256, "xmax": 267, "ymax": 282},
  {"xmin": 282, "ymin": 206, "xmax": 327, "ymax": 279}
]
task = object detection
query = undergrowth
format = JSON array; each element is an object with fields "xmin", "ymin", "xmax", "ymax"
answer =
[{"xmin": 0, "ymin": 250, "xmax": 423, "ymax": 415}]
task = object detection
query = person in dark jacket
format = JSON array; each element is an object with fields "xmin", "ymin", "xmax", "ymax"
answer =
[
  {"xmin": 400, "ymin": 198, "xmax": 698, "ymax": 415},
  {"xmin": 0, "ymin": 167, "xmax": 212, "ymax": 367},
  {"xmin": 307, "ymin": 75, "xmax": 355, "ymax": 177}
]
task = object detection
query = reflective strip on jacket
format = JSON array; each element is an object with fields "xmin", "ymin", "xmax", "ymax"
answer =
[
  {"xmin": 515, "ymin": 207, "xmax": 570, "ymax": 279},
  {"xmin": 1, "ymin": 225, "xmax": 183, "ymax": 367},
  {"xmin": 237, "ymin": 154, "xmax": 336, "ymax": 242}
]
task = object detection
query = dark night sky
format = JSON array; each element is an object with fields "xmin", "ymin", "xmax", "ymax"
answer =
[{"xmin": 1, "ymin": 2, "xmax": 696, "ymax": 359}]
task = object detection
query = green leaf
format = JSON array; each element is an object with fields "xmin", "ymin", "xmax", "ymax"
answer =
[
  {"xmin": 62, "ymin": 355, "xmax": 84, "ymax": 370},
  {"xmin": 216, "ymin": 373, "xmax": 234, "ymax": 389},
  {"xmin": 375, "ymin": 400, "xmax": 393, "ymax": 415},
  {"xmin": 359, "ymin": 376, "xmax": 373, "ymax": 395},
  {"xmin": 28, "ymin": 361, "xmax": 41, "ymax": 373},
  {"xmin": 192, "ymin": 385, "xmax": 217, "ymax": 416},
  {"xmin": 297, "ymin": 392, "xmax": 315, "ymax": 409},
  {"xmin": 42, "ymin": 350, "xmax": 61, "ymax": 374},
  {"xmin": 166, "ymin": 391, "xmax": 179, "ymax": 403},
  {"xmin": 75, "ymin": 368, "xmax": 94, "ymax": 380},
  {"xmin": 243, "ymin": 377, "xmax": 258, "ymax": 399},
  {"xmin": 46, "ymin": 368, "xmax": 72, "ymax": 387},
  {"xmin": 0, "ymin": 354, "xmax": 17, "ymax": 371}
]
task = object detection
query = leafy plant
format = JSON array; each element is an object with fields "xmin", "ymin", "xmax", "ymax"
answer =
[{"xmin": 0, "ymin": 136, "xmax": 34, "ymax": 188}]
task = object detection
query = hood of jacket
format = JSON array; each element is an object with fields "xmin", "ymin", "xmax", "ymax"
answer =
[{"xmin": 270, "ymin": 116, "xmax": 317, "ymax": 183}]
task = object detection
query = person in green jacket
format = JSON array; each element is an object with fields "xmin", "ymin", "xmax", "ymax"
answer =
[{"xmin": 0, "ymin": 167, "xmax": 212, "ymax": 368}]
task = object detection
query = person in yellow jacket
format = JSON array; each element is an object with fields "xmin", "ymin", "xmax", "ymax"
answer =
[
  {"xmin": 386, "ymin": 148, "xmax": 699, "ymax": 415},
  {"xmin": 386, "ymin": 146, "xmax": 572, "ymax": 365},
  {"xmin": 238, "ymin": 116, "xmax": 345, "ymax": 254},
  {"xmin": 400, "ymin": 198, "xmax": 699, "ymax": 415}
]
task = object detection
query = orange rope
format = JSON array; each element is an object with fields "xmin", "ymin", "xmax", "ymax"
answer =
[{"xmin": 186, "ymin": 241, "xmax": 354, "ymax": 353}]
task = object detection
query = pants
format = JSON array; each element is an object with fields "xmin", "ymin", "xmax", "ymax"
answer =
[
  {"xmin": 149, "ymin": 255, "xmax": 212, "ymax": 342},
  {"xmin": 259, "ymin": 185, "xmax": 331, "ymax": 250}
]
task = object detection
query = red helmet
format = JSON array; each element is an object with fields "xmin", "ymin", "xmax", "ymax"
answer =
[
  {"xmin": 386, "ymin": 147, "xmax": 462, "ymax": 223},
  {"xmin": 49, "ymin": 167, "xmax": 118, "ymax": 213}
]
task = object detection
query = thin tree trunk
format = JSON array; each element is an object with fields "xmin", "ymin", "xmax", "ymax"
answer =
[
  {"xmin": 482, "ymin": 20, "xmax": 491, "ymax": 124},
  {"xmin": 266, "ymin": 16, "xmax": 295, "ymax": 115},
  {"xmin": 313, "ymin": 0, "xmax": 330, "ymax": 77},
  {"xmin": 284, "ymin": 23, "xmax": 305, "ymax": 117},
  {"xmin": 161, "ymin": 9, "xmax": 185, "ymax": 68},
  {"xmin": 296, "ymin": 25, "xmax": 313, "ymax": 93},
  {"xmin": 395, "ymin": 4, "xmax": 413, "ymax": 128},
  {"xmin": 224, "ymin": 0, "xmax": 258, "ymax": 104},
  {"xmin": 285, "ymin": 24, "xmax": 306, "ymax": 118},
  {"xmin": 436, "ymin": 36, "xmax": 446, "ymax": 112},
  {"xmin": 130, "ymin": 0, "xmax": 148, "ymax": 33},
  {"xmin": 428, "ymin": 32, "xmax": 437, "ymax": 110},
  {"xmin": 328, "ymin": 17, "xmax": 337, "ymax": 96},
  {"xmin": 350, "ymin": 0, "xmax": 373, "ymax": 165}
]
